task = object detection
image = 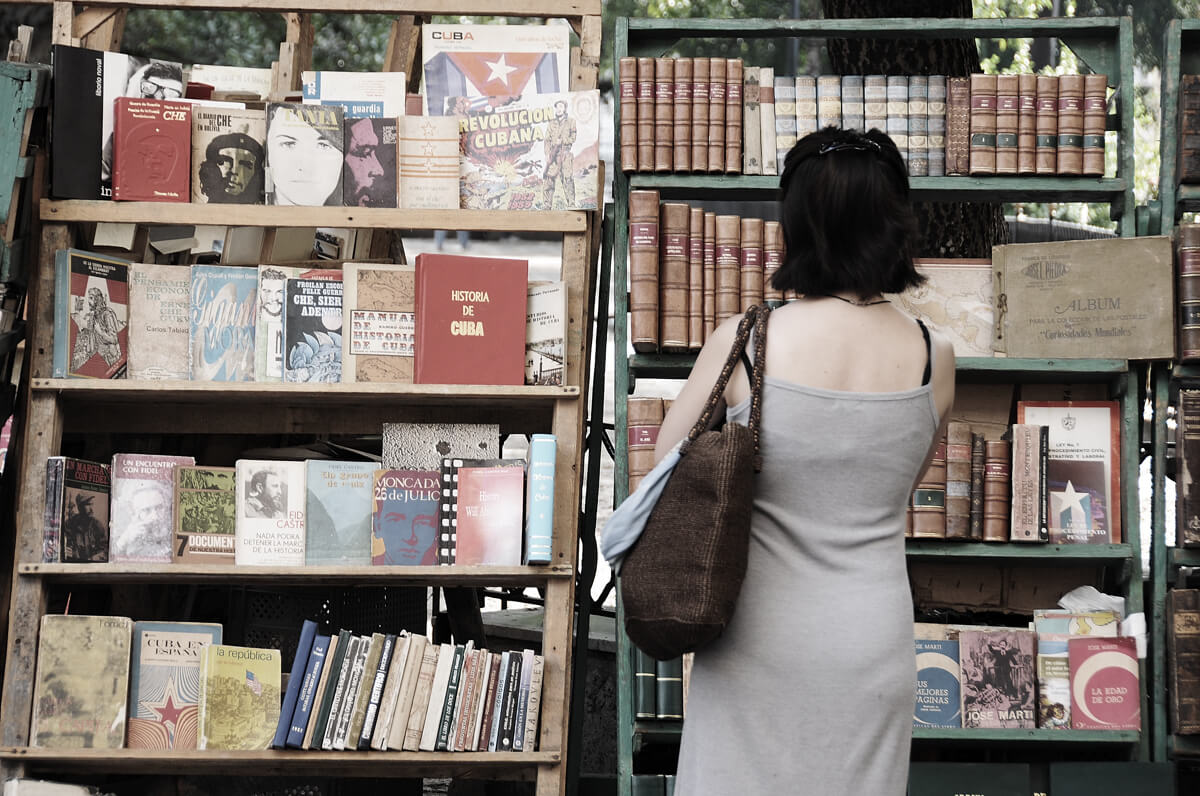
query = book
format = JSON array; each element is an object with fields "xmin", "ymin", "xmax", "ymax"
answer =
[
  {"xmin": 818, "ymin": 74, "xmax": 842, "ymax": 131},
  {"xmin": 319, "ymin": 633, "xmax": 360, "ymax": 749},
  {"xmin": 1056, "ymin": 74, "xmax": 1085, "ymax": 175},
  {"xmin": 885, "ymin": 75, "xmax": 907, "ymax": 168},
  {"xmin": 521, "ymin": 653, "xmax": 544, "ymax": 752},
  {"xmin": 739, "ymin": 217, "xmax": 764, "ymax": 312},
  {"xmin": 943, "ymin": 421, "xmax": 972, "ymax": 540},
  {"xmin": 688, "ymin": 207, "xmax": 705, "ymax": 349},
  {"xmin": 1016, "ymin": 73, "xmax": 1037, "ymax": 175},
  {"xmin": 454, "ymin": 461, "xmax": 526, "ymax": 566},
  {"xmin": 419, "ymin": 642, "xmax": 455, "ymax": 751},
  {"xmin": 331, "ymin": 634, "xmax": 371, "ymax": 749},
  {"xmin": 32, "ymin": 614, "xmax": 132, "ymax": 747},
  {"xmin": 763, "ymin": 220, "xmax": 784, "ymax": 307},
  {"xmin": 198, "ymin": 643, "xmax": 282, "ymax": 750},
  {"xmin": 524, "ymin": 433, "xmax": 557, "ymax": 565},
  {"xmin": 253, "ymin": 265, "xmax": 340, "ymax": 383},
  {"xmin": 629, "ymin": 189, "xmax": 661, "ymax": 353},
  {"xmin": 435, "ymin": 642, "xmax": 469, "ymax": 750},
  {"xmin": 512, "ymin": 648, "xmax": 535, "ymax": 750},
  {"xmin": 672, "ymin": 57, "xmax": 692, "ymax": 173},
  {"xmin": 401, "ymin": 638, "xmax": 442, "ymax": 751},
  {"xmin": 1017, "ymin": 401, "xmax": 1121, "ymax": 544},
  {"xmin": 863, "ymin": 74, "xmax": 887, "ymax": 136},
  {"xmin": 341, "ymin": 116, "xmax": 397, "ymax": 208},
  {"xmin": 283, "ymin": 275, "xmax": 344, "ymax": 383},
  {"xmin": 346, "ymin": 632, "xmax": 387, "ymax": 748},
  {"xmin": 1036, "ymin": 633, "xmax": 1072, "ymax": 729},
  {"xmin": 307, "ymin": 629, "xmax": 350, "ymax": 749},
  {"xmin": 358, "ymin": 633, "xmax": 398, "ymax": 748},
  {"xmin": 911, "ymin": 432, "xmax": 947, "ymax": 539},
  {"xmin": 703, "ymin": 212, "xmax": 717, "ymax": 337},
  {"xmin": 413, "ymin": 253, "xmax": 528, "ymax": 386},
  {"xmin": 1180, "ymin": 389, "xmax": 1200, "ymax": 546},
  {"xmin": 969, "ymin": 433, "xmax": 985, "ymax": 540},
  {"xmin": 1183, "ymin": 75, "xmax": 1200, "ymax": 183},
  {"xmin": 723, "ymin": 58, "xmax": 742, "ymax": 173},
  {"xmin": 654, "ymin": 57, "xmax": 674, "ymax": 173},
  {"xmin": 42, "ymin": 457, "xmax": 64, "ymax": 563},
  {"xmin": 173, "ymin": 465, "xmax": 236, "ymax": 563},
  {"xmin": 110, "ymin": 453, "xmax": 195, "ymax": 562},
  {"xmin": 189, "ymin": 264, "xmax": 256, "ymax": 382},
  {"xmin": 1169, "ymin": 589, "xmax": 1200, "ymax": 733},
  {"xmin": 397, "ymin": 115, "xmax": 460, "ymax": 209},
  {"xmin": 1082, "ymin": 73, "xmax": 1108, "ymax": 176},
  {"xmin": 286, "ymin": 631, "xmax": 330, "ymax": 748},
  {"xmin": 305, "ymin": 459, "xmax": 376, "ymax": 565},
  {"xmin": 741, "ymin": 66, "xmax": 761, "ymax": 176},
  {"xmin": 773, "ymin": 74, "xmax": 796, "ymax": 172},
  {"xmin": 633, "ymin": 645, "xmax": 657, "ymax": 720},
  {"xmin": 1036, "ymin": 74, "xmax": 1059, "ymax": 174},
  {"xmin": 127, "ymin": 262, "xmax": 190, "ymax": 380},
  {"xmin": 959, "ymin": 628, "xmax": 1036, "ymax": 729},
  {"xmin": 301, "ymin": 70, "xmax": 407, "ymax": 118},
  {"xmin": 50, "ymin": 44, "xmax": 104, "ymax": 200},
  {"xmin": 234, "ymin": 459, "xmax": 306, "ymax": 566},
  {"xmin": 627, "ymin": 397, "xmax": 664, "ymax": 494},
  {"xmin": 619, "ymin": 57, "xmax": 638, "ymax": 172},
  {"xmin": 795, "ymin": 75, "xmax": 817, "ymax": 137},
  {"xmin": 1179, "ymin": 226, "xmax": 1200, "ymax": 363},
  {"xmin": 370, "ymin": 631, "xmax": 412, "ymax": 749},
  {"xmin": 658, "ymin": 202, "xmax": 690, "ymax": 352},
  {"xmin": 56, "ymin": 457, "xmax": 111, "ymax": 563},
  {"xmin": 525, "ymin": 281, "xmax": 566, "ymax": 386},
  {"xmin": 273, "ymin": 619, "xmax": 317, "ymax": 749},
  {"xmin": 945, "ymin": 76, "xmax": 971, "ymax": 176},
  {"xmin": 111, "ymin": 97, "xmax": 190, "ymax": 202},
  {"xmin": 421, "ymin": 22, "xmax": 569, "ymax": 116},
  {"xmin": 264, "ymin": 102, "xmax": 344, "ymax": 206},
  {"xmin": 497, "ymin": 649, "xmax": 524, "ymax": 750},
  {"xmin": 191, "ymin": 105, "xmax": 266, "ymax": 204},
  {"xmin": 458, "ymin": 90, "xmax": 600, "ymax": 211},
  {"xmin": 927, "ymin": 75, "xmax": 947, "ymax": 176},
  {"xmin": 381, "ymin": 421, "xmax": 499, "ymax": 471},
  {"xmin": 841, "ymin": 74, "xmax": 864, "ymax": 135},
  {"xmin": 477, "ymin": 651, "xmax": 504, "ymax": 749},
  {"xmin": 341, "ymin": 262, "xmax": 415, "ymax": 383},
  {"xmin": 993, "ymin": 74, "xmax": 1018, "ymax": 175},
  {"xmin": 714, "ymin": 214, "xmax": 740, "ymax": 324},
  {"xmin": 53, "ymin": 248, "xmax": 131, "ymax": 380},
  {"xmin": 690, "ymin": 58, "xmax": 709, "ymax": 172},
  {"xmin": 370, "ymin": 468, "xmax": 440, "ymax": 566},
  {"xmin": 968, "ymin": 73, "xmax": 997, "ymax": 175},
  {"xmin": 1008, "ymin": 423, "xmax": 1048, "ymax": 543},
  {"xmin": 457, "ymin": 649, "xmax": 486, "ymax": 750},
  {"xmin": 637, "ymin": 57, "xmax": 656, "ymax": 172},
  {"xmin": 706, "ymin": 57, "xmax": 726, "ymax": 173},
  {"xmin": 914, "ymin": 638, "xmax": 961, "ymax": 728},
  {"xmin": 1068, "ymin": 636, "xmax": 1140, "ymax": 730},
  {"xmin": 907, "ymin": 75, "xmax": 929, "ymax": 176},
  {"xmin": 655, "ymin": 655, "xmax": 684, "ymax": 721},
  {"xmin": 101, "ymin": 53, "xmax": 184, "ymax": 197},
  {"xmin": 1033, "ymin": 609, "xmax": 1121, "ymax": 636}
]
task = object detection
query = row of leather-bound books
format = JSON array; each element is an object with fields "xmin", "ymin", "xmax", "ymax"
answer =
[
  {"xmin": 908, "ymin": 421, "xmax": 1012, "ymax": 542},
  {"xmin": 1177, "ymin": 223, "xmax": 1200, "ymax": 363},
  {"xmin": 628, "ymin": 189, "xmax": 789, "ymax": 355},
  {"xmin": 1180, "ymin": 75, "xmax": 1200, "ymax": 184}
]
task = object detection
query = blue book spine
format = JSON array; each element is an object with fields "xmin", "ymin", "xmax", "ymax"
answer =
[
  {"xmin": 523, "ymin": 434, "xmax": 557, "ymax": 564},
  {"xmin": 52, "ymin": 249, "xmax": 69, "ymax": 377},
  {"xmin": 287, "ymin": 632, "xmax": 330, "ymax": 748},
  {"xmin": 913, "ymin": 638, "xmax": 961, "ymax": 729},
  {"xmin": 273, "ymin": 618, "xmax": 318, "ymax": 748}
]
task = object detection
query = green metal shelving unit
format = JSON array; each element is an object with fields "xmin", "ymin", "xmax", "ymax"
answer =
[{"xmin": 610, "ymin": 15, "xmax": 1146, "ymax": 796}]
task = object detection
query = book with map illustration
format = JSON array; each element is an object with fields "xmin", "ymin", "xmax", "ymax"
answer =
[{"xmin": 886, "ymin": 258, "xmax": 993, "ymax": 358}]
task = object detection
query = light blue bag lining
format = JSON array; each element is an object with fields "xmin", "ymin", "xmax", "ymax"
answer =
[{"xmin": 599, "ymin": 442, "xmax": 682, "ymax": 574}]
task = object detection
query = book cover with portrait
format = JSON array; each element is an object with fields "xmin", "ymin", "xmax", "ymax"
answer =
[
  {"xmin": 100, "ymin": 52, "xmax": 184, "ymax": 197},
  {"xmin": 189, "ymin": 264, "xmax": 257, "ymax": 382},
  {"xmin": 283, "ymin": 276, "xmax": 344, "ymax": 383},
  {"xmin": 958, "ymin": 628, "xmax": 1036, "ymax": 729},
  {"xmin": 265, "ymin": 102, "xmax": 344, "ymax": 207},
  {"xmin": 191, "ymin": 106, "xmax": 267, "ymax": 204},
  {"xmin": 342, "ymin": 116, "xmax": 398, "ymax": 208},
  {"xmin": 52, "ymin": 248, "xmax": 130, "ymax": 380},
  {"xmin": 57, "ymin": 456, "xmax": 112, "ymax": 564},
  {"xmin": 234, "ymin": 459, "xmax": 306, "ymax": 566},
  {"xmin": 112, "ymin": 97, "xmax": 190, "ymax": 202},
  {"xmin": 255, "ymin": 266, "xmax": 341, "ymax": 384},
  {"xmin": 109, "ymin": 453, "xmax": 195, "ymax": 563},
  {"xmin": 370, "ymin": 468, "xmax": 440, "ymax": 566}
]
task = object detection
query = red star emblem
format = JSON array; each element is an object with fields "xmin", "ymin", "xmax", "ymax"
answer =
[{"xmin": 149, "ymin": 691, "xmax": 187, "ymax": 733}]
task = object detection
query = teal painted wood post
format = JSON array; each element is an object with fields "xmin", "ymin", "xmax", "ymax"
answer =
[
  {"xmin": 1159, "ymin": 20, "xmax": 1181, "ymax": 235},
  {"xmin": 1150, "ymin": 364, "xmax": 1170, "ymax": 762},
  {"xmin": 1118, "ymin": 16, "xmax": 1135, "ymax": 237}
]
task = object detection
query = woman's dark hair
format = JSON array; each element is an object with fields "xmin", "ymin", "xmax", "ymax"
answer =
[{"xmin": 773, "ymin": 126, "xmax": 923, "ymax": 297}]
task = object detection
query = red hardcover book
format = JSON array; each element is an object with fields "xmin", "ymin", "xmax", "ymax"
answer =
[
  {"xmin": 413, "ymin": 254, "xmax": 528, "ymax": 386},
  {"xmin": 112, "ymin": 97, "xmax": 191, "ymax": 202},
  {"xmin": 1068, "ymin": 636, "xmax": 1140, "ymax": 731},
  {"xmin": 454, "ymin": 464, "xmax": 525, "ymax": 566}
]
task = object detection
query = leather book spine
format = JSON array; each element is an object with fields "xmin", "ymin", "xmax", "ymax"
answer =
[
  {"xmin": 911, "ymin": 431, "xmax": 947, "ymax": 539},
  {"xmin": 636, "ymin": 57, "xmax": 656, "ymax": 173},
  {"xmin": 724, "ymin": 58, "xmax": 743, "ymax": 174},
  {"xmin": 654, "ymin": 57, "xmax": 675, "ymax": 173},
  {"xmin": 763, "ymin": 220, "xmax": 784, "ymax": 307},
  {"xmin": 673, "ymin": 58, "xmax": 693, "ymax": 173},
  {"xmin": 1168, "ymin": 589, "xmax": 1200, "ymax": 733},
  {"xmin": 703, "ymin": 212, "xmax": 716, "ymax": 341},
  {"xmin": 907, "ymin": 75, "xmax": 929, "ymax": 177},
  {"xmin": 739, "ymin": 217, "xmax": 764, "ymax": 311},
  {"xmin": 1016, "ymin": 73, "xmax": 1038, "ymax": 175},
  {"xmin": 1179, "ymin": 225, "xmax": 1200, "ymax": 362},
  {"xmin": 864, "ymin": 74, "xmax": 888, "ymax": 135},
  {"xmin": 994, "ymin": 74, "xmax": 1019, "ymax": 175},
  {"xmin": 690, "ymin": 58, "xmax": 710, "ymax": 173},
  {"xmin": 969, "ymin": 432, "xmax": 986, "ymax": 540},
  {"xmin": 658, "ymin": 202, "xmax": 690, "ymax": 352},
  {"xmin": 1035, "ymin": 74, "xmax": 1059, "ymax": 175},
  {"xmin": 714, "ymin": 214, "xmax": 741, "ymax": 324},
  {"xmin": 1178, "ymin": 388, "xmax": 1200, "ymax": 547},
  {"xmin": 760, "ymin": 68, "xmax": 778, "ymax": 176},
  {"xmin": 688, "ymin": 207, "xmax": 705, "ymax": 351},
  {"xmin": 927, "ymin": 75, "xmax": 946, "ymax": 176},
  {"xmin": 1181, "ymin": 75, "xmax": 1200, "ymax": 183},
  {"xmin": 796, "ymin": 76, "xmax": 818, "ymax": 137},
  {"xmin": 774, "ymin": 75, "xmax": 797, "ymax": 168},
  {"xmin": 944, "ymin": 421, "xmax": 972, "ymax": 540},
  {"xmin": 619, "ymin": 57, "xmax": 639, "ymax": 173},
  {"xmin": 1009, "ymin": 424, "xmax": 1046, "ymax": 542},
  {"xmin": 983, "ymin": 439, "xmax": 1011, "ymax": 543},
  {"xmin": 968, "ymin": 73, "xmax": 997, "ymax": 175},
  {"xmin": 707, "ymin": 57, "xmax": 727, "ymax": 173},
  {"xmin": 945, "ymin": 76, "xmax": 971, "ymax": 176},
  {"xmin": 627, "ymin": 397, "xmax": 664, "ymax": 494},
  {"xmin": 841, "ymin": 74, "xmax": 864, "ymax": 132},
  {"xmin": 817, "ymin": 74, "xmax": 842, "ymax": 130},
  {"xmin": 1056, "ymin": 74, "xmax": 1084, "ymax": 175},
  {"xmin": 741, "ymin": 66, "xmax": 762, "ymax": 175},
  {"xmin": 628, "ymin": 189, "xmax": 661, "ymax": 353},
  {"xmin": 885, "ymin": 75, "xmax": 909, "ymax": 171},
  {"xmin": 1082, "ymin": 73, "xmax": 1108, "ymax": 176}
]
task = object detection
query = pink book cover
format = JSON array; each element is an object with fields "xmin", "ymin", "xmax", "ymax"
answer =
[
  {"xmin": 454, "ymin": 465, "xmax": 524, "ymax": 566},
  {"xmin": 1068, "ymin": 635, "xmax": 1140, "ymax": 730},
  {"xmin": 109, "ymin": 453, "xmax": 196, "ymax": 562}
]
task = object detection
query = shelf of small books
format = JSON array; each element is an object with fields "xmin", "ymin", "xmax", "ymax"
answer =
[
  {"xmin": 18, "ymin": 563, "xmax": 574, "ymax": 584},
  {"xmin": 1156, "ymin": 18, "xmax": 1200, "ymax": 230}
]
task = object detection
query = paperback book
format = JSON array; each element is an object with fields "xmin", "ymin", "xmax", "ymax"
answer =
[
  {"xmin": 301, "ymin": 70, "xmax": 407, "ymax": 118},
  {"xmin": 235, "ymin": 459, "xmax": 307, "ymax": 566},
  {"xmin": 283, "ymin": 276, "xmax": 344, "ymax": 383},
  {"xmin": 342, "ymin": 263, "xmax": 415, "ymax": 383},
  {"xmin": 174, "ymin": 465, "xmax": 237, "ymax": 563},
  {"xmin": 1068, "ymin": 635, "xmax": 1140, "ymax": 730},
  {"xmin": 914, "ymin": 638, "xmax": 961, "ymax": 728},
  {"xmin": 126, "ymin": 621, "xmax": 223, "ymax": 749},
  {"xmin": 342, "ymin": 116, "xmax": 398, "ymax": 208},
  {"xmin": 958, "ymin": 628, "xmax": 1036, "ymax": 729},
  {"xmin": 109, "ymin": 453, "xmax": 196, "ymax": 563},
  {"xmin": 371, "ymin": 469, "xmax": 441, "ymax": 565},
  {"xmin": 255, "ymin": 265, "xmax": 341, "ymax": 383},
  {"xmin": 398, "ymin": 116, "xmax": 460, "ymax": 209},
  {"xmin": 56, "ymin": 457, "xmax": 111, "ymax": 563},
  {"xmin": 53, "ymin": 249, "xmax": 131, "ymax": 380},
  {"xmin": 198, "ymin": 644, "xmax": 282, "ymax": 750},
  {"xmin": 265, "ymin": 102, "xmax": 344, "ymax": 207},
  {"xmin": 191, "ymin": 105, "xmax": 266, "ymax": 204},
  {"xmin": 525, "ymin": 281, "xmax": 566, "ymax": 386},
  {"xmin": 127, "ymin": 262, "xmax": 190, "ymax": 380},
  {"xmin": 305, "ymin": 460, "xmax": 376, "ymax": 565},
  {"xmin": 190, "ymin": 264, "xmax": 257, "ymax": 381}
]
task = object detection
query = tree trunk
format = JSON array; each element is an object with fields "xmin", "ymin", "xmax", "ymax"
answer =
[{"xmin": 823, "ymin": 0, "xmax": 1008, "ymax": 258}]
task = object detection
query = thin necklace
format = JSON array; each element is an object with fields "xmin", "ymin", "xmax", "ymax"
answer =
[{"xmin": 813, "ymin": 292, "xmax": 889, "ymax": 307}]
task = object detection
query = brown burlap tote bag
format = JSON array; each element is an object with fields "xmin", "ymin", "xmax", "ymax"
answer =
[{"xmin": 620, "ymin": 305, "xmax": 770, "ymax": 661}]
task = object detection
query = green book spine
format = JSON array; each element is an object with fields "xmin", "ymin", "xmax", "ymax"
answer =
[
  {"xmin": 634, "ymin": 646, "xmax": 657, "ymax": 720},
  {"xmin": 309, "ymin": 628, "xmax": 351, "ymax": 749},
  {"xmin": 435, "ymin": 643, "xmax": 466, "ymax": 751},
  {"xmin": 655, "ymin": 656, "xmax": 684, "ymax": 721}
]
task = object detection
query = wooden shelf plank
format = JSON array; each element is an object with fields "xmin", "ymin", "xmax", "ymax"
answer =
[
  {"xmin": 911, "ymin": 728, "xmax": 1139, "ymax": 743},
  {"xmin": 9, "ymin": 0, "xmax": 601, "ymax": 17},
  {"xmin": 627, "ymin": 15, "xmax": 1123, "ymax": 38},
  {"xmin": 0, "ymin": 747, "xmax": 559, "ymax": 778},
  {"xmin": 1170, "ymin": 548, "xmax": 1200, "ymax": 568},
  {"xmin": 905, "ymin": 542, "xmax": 1132, "ymax": 561},
  {"xmin": 40, "ymin": 200, "xmax": 589, "ymax": 232},
  {"xmin": 18, "ymin": 563, "xmax": 573, "ymax": 585},
  {"xmin": 34, "ymin": 379, "xmax": 577, "ymax": 402},
  {"xmin": 1178, "ymin": 183, "xmax": 1200, "ymax": 213}
]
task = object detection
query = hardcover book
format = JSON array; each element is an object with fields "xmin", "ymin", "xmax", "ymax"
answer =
[
  {"xmin": 32, "ymin": 615, "xmax": 133, "ymax": 748},
  {"xmin": 173, "ymin": 465, "xmax": 237, "ymax": 563},
  {"xmin": 993, "ymin": 74, "xmax": 1018, "ymax": 175},
  {"xmin": 1016, "ymin": 73, "xmax": 1037, "ymax": 174},
  {"xmin": 741, "ymin": 66, "xmax": 761, "ymax": 175},
  {"xmin": 525, "ymin": 281, "xmax": 566, "ymax": 386},
  {"xmin": 1183, "ymin": 75, "xmax": 1200, "ymax": 183},
  {"xmin": 626, "ymin": 397, "xmax": 664, "ymax": 493},
  {"xmin": 1169, "ymin": 589, "xmax": 1200, "ymax": 733},
  {"xmin": 524, "ymin": 434, "xmax": 557, "ymax": 565},
  {"xmin": 945, "ymin": 76, "xmax": 971, "ymax": 175},
  {"xmin": 286, "ymin": 631, "xmax": 330, "ymax": 748},
  {"xmin": 381, "ymin": 422, "xmax": 499, "ymax": 471},
  {"xmin": 1056, "ymin": 74, "xmax": 1085, "ymax": 175},
  {"xmin": 57, "ymin": 457, "xmax": 111, "ymax": 563},
  {"xmin": 1082, "ymin": 74, "xmax": 1108, "ymax": 176},
  {"xmin": 886, "ymin": 258, "xmax": 993, "ymax": 358},
  {"xmin": 382, "ymin": 634, "xmax": 427, "ymax": 750},
  {"xmin": 943, "ymin": 421, "xmax": 972, "ymax": 540},
  {"xmin": 109, "ymin": 453, "xmax": 196, "ymax": 562},
  {"xmin": 458, "ymin": 90, "xmax": 600, "ymax": 211},
  {"xmin": 689, "ymin": 58, "xmax": 709, "ymax": 170},
  {"xmin": 688, "ymin": 207, "xmax": 705, "ymax": 348},
  {"xmin": 914, "ymin": 638, "xmax": 961, "ymax": 728},
  {"xmin": 190, "ymin": 105, "xmax": 266, "ymax": 204},
  {"xmin": 254, "ymin": 265, "xmax": 341, "ymax": 383},
  {"xmin": 629, "ymin": 189, "xmax": 661, "ymax": 353},
  {"xmin": 342, "ymin": 116, "xmax": 398, "ymax": 208},
  {"xmin": 100, "ymin": 53, "xmax": 184, "ymax": 198},
  {"xmin": 401, "ymin": 639, "xmax": 442, "ymax": 751},
  {"xmin": 1179, "ymin": 388, "xmax": 1200, "ymax": 546},
  {"xmin": 308, "ymin": 629, "xmax": 350, "ymax": 749},
  {"xmin": 127, "ymin": 621, "xmax": 223, "ymax": 749},
  {"xmin": 927, "ymin": 75, "xmax": 947, "ymax": 176},
  {"xmin": 653, "ymin": 58, "xmax": 674, "ymax": 173},
  {"xmin": 759, "ymin": 68, "xmax": 778, "ymax": 175},
  {"xmin": 413, "ymin": 253, "xmax": 528, "ymax": 386},
  {"xmin": 983, "ymin": 439, "xmax": 1011, "ymax": 542},
  {"xmin": 911, "ymin": 433, "xmax": 947, "ymax": 539},
  {"xmin": 454, "ymin": 462, "xmax": 526, "ymax": 566},
  {"xmin": 127, "ymin": 262, "xmax": 190, "ymax": 380},
  {"xmin": 198, "ymin": 644, "xmax": 282, "ymax": 750},
  {"xmin": 264, "ymin": 102, "xmax": 344, "ymax": 207},
  {"xmin": 111, "ymin": 97, "xmax": 190, "ymax": 202},
  {"xmin": 1068, "ymin": 636, "xmax": 1140, "ymax": 730},
  {"xmin": 398, "ymin": 115, "xmax": 461, "ymax": 210},
  {"xmin": 235, "ymin": 459, "xmax": 307, "ymax": 566},
  {"xmin": 1035, "ymin": 74, "xmax": 1059, "ymax": 174},
  {"xmin": 283, "ymin": 275, "xmax": 344, "ymax": 383},
  {"xmin": 1179, "ymin": 226, "xmax": 1200, "ymax": 363},
  {"xmin": 795, "ymin": 75, "xmax": 817, "ymax": 136},
  {"xmin": 371, "ymin": 468, "xmax": 441, "ymax": 566},
  {"xmin": 305, "ymin": 460, "xmax": 376, "ymax": 565},
  {"xmin": 672, "ymin": 57, "xmax": 692, "ymax": 173},
  {"xmin": 301, "ymin": 70, "xmax": 407, "ymax": 118},
  {"xmin": 637, "ymin": 57, "xmax": 656, "ymax": 172},
  {"xmin": 345, "ymin": 633, "xmax": 387, "ymax": 748},
  {"xmin": 50, "ymin": 44, "xmax": 104, "ymax": 200},
  {"xmin": 959, "ymin": 628, "xmax": 1036, "ymax": 729},
  {"xmin": 53, "ymin": 248, "xmax": 131, "ymax": 380},
  {"xmin": 190, "ymin": 264, "xmax": 257, "ymax": 382},
  {"xmin": 968, "ymin": 73, "xmax": 997, "ymax": 175},
  {"xmin": 341, "ymin": 262, "xmax": 415, "ymax": 383},
  {"xmin": 618, "ymin": 57, "xmax": 638, "ymax": 172},
  {"xmin": 723, "ymin": 58, "xmax": 742, "ymax": 173},
  {"xmin": 907, "ymin": 75, "xmax": 929, "ymax": 176},
  {"xmin": 658, "ymin": 202, "xmax": 690, "ymax": 352},
  {"xmin": 1009, "ymin": 423, "xmax": 1048, "ymax": 543},
  {"xmin": 707, "ymin": 58, "xmax": 726, "ymax": 173}
]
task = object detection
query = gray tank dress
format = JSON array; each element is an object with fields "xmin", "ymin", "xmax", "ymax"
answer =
[{"xmin": 672, "ymin": 328, "xmax": 940, "ymax": 795}]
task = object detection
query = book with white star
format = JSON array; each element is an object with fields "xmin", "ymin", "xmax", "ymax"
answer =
[{"xmin": 126, "ymin": 621, "xmax": 223, "ymax": 749}]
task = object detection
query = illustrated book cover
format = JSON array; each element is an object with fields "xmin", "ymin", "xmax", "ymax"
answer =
[
  {"xmin": 190, "ymin": 105, "xmax": 266, "ymax": 204},
  {"xmin": 413, "ymin": 253, "xmax": 527, "ymax": 386},
  {"xmin": 127, "ymin": 262, "xmax": 190, "ymax": 380},
  {"xmin": 52, "ymin": 248, "xmax": 130, "ymax": 379},
  {"xmin": 301, "ymin": 70, "xmax": 407, "ymax": 118},
  {"xmin": 50, "ymin": 44, "xmax": 104, "ymax": 200},
  {"xmin": 190, "ymin": 264, "xmax": 257, "ymax": 381},
  {"xmin": 283, "ymin": 275, "xmax": 344, "ymax": 383},
  {"xmin": 174, "ymin": 465, "xmax": 237, "ymax": 563},
  {"xmin": 1068, "ymin": 635, "xmax": 1140, "ymax": 730},
  {"xmin": 1017, "ymin": 400, "xmax": 1121, "ymax": 544},
  {"xmin": 1036, "ymin": 633, "xmax": 1071, "ymax": 729},
  {"xmin": 100, "ymin": 53, "xmax": 184, "ymax": 197},
  {"xmin": 381, "ymin": 422, "xmax": 499, "ymax": 471},
  {"xmin": 264, "ymin": 102, "xmax": 344, "ymax": 207},
  {"xmin": 56, "ymin": 457, "xmax": 111, "ymax": 563},
  {"xmin": 305, "ymin": 460, "xmax": 376, "ymax": 565},
  {"xmin": 342, "ymin": 263, "xmax": 415, "ymax": 383},
  {"xmin": 398, "ymin": 116, "xmax": 460, "ymax": 209},
  {"xmin": 109, "ymin": 453, "xmax": 196, "ymax": 562},
  {"xmin": 255, "ymin": 265, "xmax": 341, "ymax": 383},
  {"xmin": 342, "ymin": 116, "xmax": 398, "ymax": 208},
  {"xmin": 458, "ymin": 90, "xmax": 600, "ymax": 211},
  {"xmin": 371, "ymin": 469, "xmax": 441, "ymax": 566},
  {"xmin": 235, "ymin": 459, "xmax": 307, "ymax": 566},
  {"xmin": 914, "ymin": 638, "xmax": 961, "ymax": 728},
  {"xmin": 958, "ymin": 628, "xmax": 1036, "ymax": 729},
  {"xmin": 31, "ymin": 614, "xmax": 133, "ymax": 747},
  {"xmin": 887, "ymin": 258, "xmax": 993, "ymax": 358},
  {"xmin": 198, "ymin": 643, "xmax": 282, "ymax": 750},
  {"xmin": 111, "ymin": 97, "xmax": 191, "ymax": 202},
  {"xmin": 127, "ymin": 620, "xmax": 223, "ymax": 749},
  {"xmin": 525, "ymin": 281, "xmax": 566, "ymax": 386}
]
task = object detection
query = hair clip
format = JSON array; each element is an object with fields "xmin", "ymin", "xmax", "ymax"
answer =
[{"xmin": 817, "ymin": 139, "xmax": 882, "ymax": 156}]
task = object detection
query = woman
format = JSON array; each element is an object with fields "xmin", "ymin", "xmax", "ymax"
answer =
[
  {"xmin": 657, "ymin": 127, "xmax": 955, "ymax": 795},
  {"xmin": 265, "ymin": 103, "xmax": 344, "ymax": 206}
]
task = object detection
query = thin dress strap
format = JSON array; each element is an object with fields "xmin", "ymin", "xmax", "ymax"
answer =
[{"xmin": 916, "ymin": 319, "xmax": 932, "ymax": 386}]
